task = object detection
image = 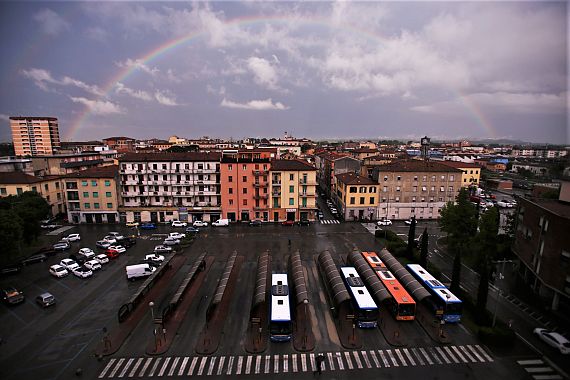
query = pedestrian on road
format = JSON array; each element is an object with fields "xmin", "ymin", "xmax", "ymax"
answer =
[{"xmin": 314, "ymin": 353, "xmax": 325, "ymax": 375}]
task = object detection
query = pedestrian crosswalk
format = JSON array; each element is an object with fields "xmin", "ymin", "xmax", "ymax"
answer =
[
  {"xmin": 320, "ymin": 219, "xmax": 340, "ymax": 224},
  {"xmin": 98, "ymin": 344, "xmax": 493, "ymax": 378},
  {"xmin": 516, "ymin": 358, "xmax": 563, "ymax": 380}
]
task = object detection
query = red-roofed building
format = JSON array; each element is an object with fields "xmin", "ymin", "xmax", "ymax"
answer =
[
  {"xmin": 334, "ymin": 172, "xmax": 378, "ymax": 221},
  {"xmin": 103, "ymin": 136, "xmax": 136, "ymax": 153},
  {"xmin": 440, "ymin": 161, "xmax": 482, "ymax": 187}
]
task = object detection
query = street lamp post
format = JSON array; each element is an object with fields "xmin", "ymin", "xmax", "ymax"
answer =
[{"xmin": 149, "ymin": 301, "xmax": 158, "ymax": 351}]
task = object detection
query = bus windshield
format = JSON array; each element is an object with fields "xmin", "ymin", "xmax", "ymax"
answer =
[
  {"xmin": 270, "ymin": 321, "xmax": 292, "ymax": 335},
  {"xmin": 445, "ymin": 302, "xmax": 462, "ymax": 315},
  {"xmin": 398, "ymin": 303, "xmax": 416, "ymax": 317},
  {"xmin": 359, "ymin": 308, "xmax": 379, "ymax": 321}
]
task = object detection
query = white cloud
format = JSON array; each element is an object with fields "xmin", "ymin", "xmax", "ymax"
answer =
[
  {"xmin": 0, "ymin": 114, "xmax": 10, "ymax": 122},
  {"xmin": 33, "ymin": 9, "xmax": 70, "ymax": 36},
  {"xmin": 247, "ymin": 57, "xmax": 279, "ymax": 90},
  {"xmin": 220, "ymin": 98, "xmax": 289, "ymax": 111},
  {"xmin": 154, "ymin": 90, "xmax": 179, "ymax": 106},
  {"xmin": 21, "ymin": 68, "xmax": 103, "ymax": 96},
  {"xmin": 115, "ymin": 82, "xmax": 152, "ymax": 101},
  {"xmin": 116, "ymin": 59, "xmax": 159, "ymax": 76},
  {"xmin": 70, "ymin": 97, "xmax": 124, "ymax": 115}
]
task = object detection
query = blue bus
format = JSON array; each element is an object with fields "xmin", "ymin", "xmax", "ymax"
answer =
[
  {"xmin": 269, "ymin": 273, "xmax": 292, "ymax": 342},
  {"xmin": 406, "ymin": 264, "xmax": 462, "ymax": 323},
  {"xmin": 340, "ymin": 267, "xmax": 379, "ymax": 328}
]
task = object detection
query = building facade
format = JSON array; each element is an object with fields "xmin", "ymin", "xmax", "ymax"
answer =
[
  {"xmin": 119, "ymin": 152, "xmax": 222, "ymax": 223},
  {"xmin": 373, "ymin": 160, "xmax": 463, "ymax": 220},
  {"xmin": 0, "ymin": 172, "xmax": 65, "ymax": 216},
  {"xmin": 10, "ymin": 116, "xmax": 60, "ymax": 156},
  {"xmin": 64, "ymin": 166, "xmax": 119, "ymax": 223},
  {"xmin": 220, "ymin": 149, "xmax": 275, "ymax": 222},
  {"xmin": 334, "ymin": 172, "xmax": 378, "ymax": 221},
  {"xmin": 440, "ymin": 161, "xmax": 481, "ymax": 187},
  {"xmin": 270, "ymin": 159, "xmax": 317, "ymax": 222}
]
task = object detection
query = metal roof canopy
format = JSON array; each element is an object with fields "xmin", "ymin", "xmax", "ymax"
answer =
[
  {"xmin": 212, "ymin": 250, "xmax": 238, "ymax": 305},
  {"xmin": 290, "ymin": 251, "xmax": 308, "ymax": 305},
  {"xmin": 252, "ymin": 251, "xmax": 270, "ymax": 308},
  {"xmin": 377, "ymin": 249, "xmax": 430, "ymax": 302},
  {"xmin": 170, "ymin": 252, "xmax": 207, "ymax": 307},
  {"xmin": 347, "ymin": 250, "xmax": 392, "ymax": 303},
  {"xmin": 317, "ymin": 250, "xmax": 350, "ymax": 307}
]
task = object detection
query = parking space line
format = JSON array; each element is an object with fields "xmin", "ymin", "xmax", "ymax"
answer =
[
  {"xmin": 361, "ymin": 351, "xmax": 371, "ymax": 368},
  {"xmin": 327, "ymin": 353, "xmax": 335, "ymax": 370},
  {"xmin": 187, "ymin": 357, "xmax": 198, "ymax": 376},
  {"xmin": 177, "ymin": 357, "xmax": 189, "ymax": 376},
  {"xmin": 147, "ymin": 357, "xmax": 161, "ymax": 377},
  {"xmin": 217, "ymin": 356, "xmax": 226, "ymax": 375},
  {"xmin": 344, "ymin": 351, "xmax": 353, "ymax": 370},
  {"xmin": 128, "ymin": 358, "xmax": 143, "ymax": 378},
  {"xmin": 264, "ymin": 355, "xmax": 270, "ymax": 374},
  {"xmin": 336, "ymin": 352, "xmax": 344, "ymax": 370},
  {"xmin": 301, "ymin": 353, "xmax": 307, "ymax": 372},
  {"xmin": 139, "ymin": 358, "xmax": 153, "ymax": 377},
  {"xmin": 109, "ymin": 358, "xmax": 124, "ymax": 378},
  {"xmin": 411, "ymin": 348, "xmax": 424, "ymax": 365},
  {"xmin": 157, "ymin": 357, "xmax": 171, "ymax": 377},
  {"xmin": 98, "ymin": 358, "xmax": 116, "ymax": 378},
  {"xmin": 118, "ymin": 358, "xmax": 133, "ymax": 377},
  {"xmin": 378, "ymin": 350, "xmax": 390, "ymax": 367},
  {"xmin": 207, "ymin": 356, "xmax": 217, "ymax": 376},
  {"xmin": 283, "ymin": 354, "xmax": 288, "ymax": 373},
  {"xmin": 353, "ymin": 351, "xmax": 363, "ymax": 369},
  {"xmin": 292, "ymin": 353, "xmax": 298, "ymax": 373},
  {"xmin": 369, "ymin": 350, "xmax": 380, "ymax": 368}
]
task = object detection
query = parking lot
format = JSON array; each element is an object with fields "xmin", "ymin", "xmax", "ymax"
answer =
[{"xmin": 0, "ymin": 221, "xmax": 530, "ymax": 380}]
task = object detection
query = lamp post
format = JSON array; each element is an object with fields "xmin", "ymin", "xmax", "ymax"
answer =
[{"xmin": 149, "ymin": 301, "xmax": 158, "ymax": 351}]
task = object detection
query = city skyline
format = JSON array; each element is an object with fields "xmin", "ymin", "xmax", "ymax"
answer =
[{"xmin": 1, "ymin": 1, "xmax": 568, "ymax": 144}]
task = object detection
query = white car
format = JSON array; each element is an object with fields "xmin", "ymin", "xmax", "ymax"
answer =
[
  {"xmin": 62, "ymin": 233, "xmax": 81, "ymax": 242},
  {"xmin": 78, "ymin": 248, "xmax": 95, "ymax": 259},
  {"xmin": 84, "ymin": 259, "xmax": 102, "ymax": 271},
  {"xmin": 108, "ymin": 232, "xmax": 125, "ymax": 240},
  {"xmin": 145, "ymin": 253, "xmax": 165, "ymax": 264},
  {"xmin": 404, "ymin": 219, "xmax": 415, "ymax": 225},
  {"xmin": 49, "ymin": 264, "xmax": 68, "ymax": 278},
  {"xmin": 154, "ymin": 245, "xmax": 173, "ymax": 254},
  {"xmin": 103, "ymin": 236, "xmax": 117, "ymax": 244},
  {"xmin": 193, "ymin": 220, "xmax": 208, "ymax": 227},
  {"xmin": 533, "ymin": 328, "xmax": 570, "ymax": 354},
  {"xmin": 377, "ymin": 219, "xmax": 392, "ymax": 226},
  {"xmin": 107, "ymin": 245, "xmax": 126, "ymax": 254},
  {"xmin": 96, "ymin": 240, "xmax": 111, "ymax": 249},
  {"xmin": 163, "ymin": 237, "xmax": 180, "ymax": 246},
  {"xmin": 169, "ymin": 232, "xmax": 186, "ymax": 240},
  {"xmin": 60, "ymin": 258, "xmax": 80, "ymax": 271},
  {"xmin": 95, "ymin": 254, "xmax": 109, "ymax": 264},
  {"xmin": 72, "ymin": 266, "xmax": 93, "ymax": 278},
  {"xmin": 126, "ymin": 221, "xmax": 139, "ymax": 227},
  {"xmin": 172, "ymin": 220, "xmax": 188, "ymax": 227}
]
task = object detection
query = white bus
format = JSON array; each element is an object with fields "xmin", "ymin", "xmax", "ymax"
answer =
[
  {"xmin": 340, "ymin": 267, "xmax": 379, "ymax": 328},
  {"xmin": 269, "ymin": 273, "xmax": 292, "ymax": 342}
]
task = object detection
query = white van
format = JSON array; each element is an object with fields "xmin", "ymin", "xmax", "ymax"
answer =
[
  {"xmin": 212, "ymin": 219, "xmax": 229, "ymax": 227},
  {"xmin": 126, "ymin": 264, "xmax": 156, "ymax": 280}
]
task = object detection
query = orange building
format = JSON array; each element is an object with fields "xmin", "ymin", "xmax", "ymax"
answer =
[
  {"xmin": 10, "ymin": 116, "xmax": 60, "ymax": 156},
  {"xmin": 220, "ymin": 149, "xmax": 276, "ymax": 222}
]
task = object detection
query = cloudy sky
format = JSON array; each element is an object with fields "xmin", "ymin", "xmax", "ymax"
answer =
[{"xmin": 0, "ymin": 1, "xmax": 567, "ymax": 144}]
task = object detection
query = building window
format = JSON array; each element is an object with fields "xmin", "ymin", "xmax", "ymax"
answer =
[
  {"xmin": 229, "ymin": 188, "xmax": 233, "ymax": 194},
  {"xmin": 229, "ymin": 199, "xmax": 233, "ymax": 205},
  {"xmin": 395, "ymin": 197, "xmax": 400, "ymax": 202},
  {"xmin": 44, "ymin": 184, "xmax": 49, "ymax": 191},
  {"xmin": 422, "ymin": 175, "xmax": 427, "ymax": 181},
  {"xmin": 0, "ymin": 188, "xmax": 6, "ymax": 195},
  {"xmin": 94, "ymin": 203, "xmax": 100, "ymax": 209},
  {"xmin": 84, "ymin": 203, "xmax": 90, "ymax": 209},
  {"xmin": 243, "ymin": 188, "xmax": 247, "ymax": 194},
  {"xmin": 384, "ymin": 176, "xmax": 388, "ymax": 181},
  {"xmin": 289, "ymin": 198, "xmax": 294, "ymax": 205},
  {"xmin": 82, "ymin": 181, "xmax": 88, "ymax": 186},
  {"xmin": 359, "ymin": 197, "xmax": 365, "ymax": 205},
  {"xmin": 93, "ymin": 192, "xmax": 99, "ymax": 198},
  {"xmin": 359, "ymin": 187, "xmax": 366, "ymax": 193},
  {"xmin": 450, "ymin": 175, "xmax": 454, "ymax": 181},
  {"xmin": 228, "ymin": 176, "xmax": 233, "ymax": 183},
  {"xmin": 440, "ymin": 175, "xmax": 445, "ymax": 180},
  {"xmin": 91, "ymin": 180, "xmax": 97, "ymax": 186},
  {"xmin": 431, "ymin": 175, "xmax": 436, "ymax": 181},
  {"xmin": 413, "ymin": 176, "xmax": 418, "ymax": 181},
  {"xmin": 103, "ymin": 192, "xmax": 111, "ymax": 197},
  {"xmin": 431, "ymin": 186, "xmax": 435, "ymax": 191},
  {"xmin": 383, "ymin": 186, "xmax": 387, "ymax": 192},
  {"xmin": 412, "ymin": 197, "xmax": 416, "ymax": 202},
  {"xmin": 413, "ymin": 186, "xmax": 418, "ymax": 192},
  {"xmin": 369, "ymin": 186, "xmax": 376, "ymax": 193},
  {"xmin": 243, "ymin": 199, "xmax": 247, "ymax": 206},
  {"xmin": 349, "ymin": 187, "xmax": 357, "ymax": 193},
  {"xmin": 440, "ymin": 186, "xmax": 445, "ymax": 192},
  {"xmin": 83, "ymin": 192, "xmax": 89, "ymax": 198},
  {"xmin": 105, "ymin": 180, "xmax": 111, "ymax": 186},
  {"xmin": 448, "ymin": 186, "xmax": 454, "ymax": 192},
  {"xmin": 55, "ymin": 182, "xmax": 59, "ymax": 189},
  {"xmin": 290, "ymin": 174, "xmax": 294, "ymax": 180},
  {"xmin": 289, "ymin": 185, "xmax": 294, "ymax": 193},
  {"xmin": 370, "ymin": 197, "xmax": 375, "ymax": 204},
  {"xmin": 396, "ymin": 186, "xmax": 401, "ymax": 192},
  {"xmin": 228, "ymin": 165, "xmax": 232, "ymax": 171},
  {"xmin": 242, "ymin": 176, "xmax": 247, "ymax": 182},
  {"xmin": 397, "ymin": 176, "xmax": 401, "ymax": 181}
]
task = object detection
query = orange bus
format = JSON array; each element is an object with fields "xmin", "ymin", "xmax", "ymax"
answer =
[{"xmin": 361, "ymin": 251, "xmax": 416, "ymax": 321}]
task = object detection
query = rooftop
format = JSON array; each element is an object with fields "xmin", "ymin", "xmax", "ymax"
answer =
[
  {"xmin": 64, "ymin": 165, "xmax": 118, "ymax": 179},
  {"xmin": 119, "ymin": 152, "xmax": 222, "ymax": 162},
  {"xmin": 440, "ymin": 161, "xmax": 482, "ymax": 169},
  {"xmin": 0, "ymin": 172, "xmax": 42, "ymax": 184},
  {"xmin": 377, "ymin": 159, "xmax": 463, "ymax": 173},
  {"xmin": 270, "ymin": 159, "xmax": 316, "ymax": 171},
  {"xmin": 336, "ymin": 172, "xmax": 376, "ymax": 185},
  {"xmin": 524, "ymin": 198, "xmax": 570, "ymax": 219}
]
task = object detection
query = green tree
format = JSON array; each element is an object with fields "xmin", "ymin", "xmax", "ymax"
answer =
[
  {"xmin": 406, "ymin": 216, "xmax": 416, "ymax": 259},
  {"xmin": 474, "ymin": 207, "xmax": 499, "ymax": 323},
  {"xmin": 0, "ymin": 192, "xmax": 50, "ymax": 242},
  {"xmin": 419, "ymin": 228, "xmax": 429, "ymax": 267},
  {"xmin": 439, "ymin": 187, "xmax": 478, "ymax": 295},
  {"xmin": 0, "ymin": 209, "xmax": 23, "ymax": 265}
]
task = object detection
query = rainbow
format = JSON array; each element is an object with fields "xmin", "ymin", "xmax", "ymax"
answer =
[{"xmin": 69, "ymin": 14, "xmax": 496, "ymax": 139}]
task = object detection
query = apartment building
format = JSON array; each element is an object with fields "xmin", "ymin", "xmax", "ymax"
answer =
[
  {"xmin": 32, "ymin": 152, "xmax": 107, "ymax": 176},
  {"xmin": 373, "ymin": 160, "xmax": 463, "ymax": 220},
  {"xmin": 64, "ymin": 165, "xmax": 119, "ymax": 224},
  {"xmin": 334, "ymin": 172, "xmax": 378, "ymax": 221},
  {"xmin": 0, "ymin": 172, "xmax": 65, "ymax": 216},
  {"xmin": 512, "ymin": 184, "xmax": 570, "ymax": 312},
  {"xmin": 220, "ymin": 149, "xmax": 275, "ymax": 222},
  {"xmin": 102, "ymin": 136, "xmax": 136, "ymax": 153},
  {"xmin": 10, "ymin": 116, "xmax": 61, "ymax": 156},
  {"xmin": 270, "ymin": 159, "xmax": 317, "ymax": 222},
  {"xmin": 315, "ymin": 152, "xmax": 360, "ymax": 197},
  {"xmin": 119, "ymin": 152, "xmax": 222, "ymax": 223},
  {"xmin": 440, "ymin": 161, "xmax": 481, "ymax": 187}
]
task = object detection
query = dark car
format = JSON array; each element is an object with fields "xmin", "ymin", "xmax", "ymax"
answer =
[
  {"xmin": 0, "ymin": 263, "xmax": 23, "ymax": 276},
  {"xmin": 68, "ymin": 253, "xmax": 87, "ymax": 265},
  {"xmin": 281, "ymin": 220, "xmax": 295, "ymax": 226},
  {"xmin": 53, "ymin": 241, "xmax": 71, "ymax": 251},
  {"xmin": 249, "ymin": 220, "xmax": 262, "ymax": 227},
  {"xmin": 140, "ymin": 223, "xmax": 157, "ymax": 230},
  {"xmin": 298, "ymin": 219, "xmax": 310, "ymax": 226},
  {"xmin": 117, "ymin": 236, "xmax": 136, "ymax": 248},
  {"xmin": 2, "ymin": 287, "xmax": 25, "ymax": 305},
  {"xmin": 185, "ymin": 226, "xmax": 200, "ymax": 234},
  {"xmin": 36, "ymin": 292, "xmax": 56, "ymax": 307},
  {"xmin": 21, "ymin": 253, "xmax": 47, "ymax": 266},
  {"xmin": 34, "ymin": 247, "xmax": 58, "ymax": 257}
]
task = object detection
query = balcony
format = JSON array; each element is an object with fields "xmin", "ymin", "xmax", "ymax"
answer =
[
  {"xmin": 252, "ymin": 169, "xmax": 268, "ymax": 176},
  {"xmin": 272, "ymin": 181, "xmax": 282, "ymax": 186},
  {"xmin": 253, "ymin": 194, "xmax": 269, "ymax": 200},
  {"xmin": 253, "ymin": 182, "xmax": 268, "ymax": 188},
  {"xmin": 299, "ymin": 179, "xmax": 316, "ymax": 185},
  {"xmin": 272, "ymin": 192, "xmax": 281, "ymax": 197},
  {"xmin": 300, "ymin": 192, "xmax": 315, "ymax": 197}
]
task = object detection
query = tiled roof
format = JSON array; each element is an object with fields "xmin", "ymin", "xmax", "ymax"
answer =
[
  {"xmin": 64, "ymin": 165, "xmax": 118, "ymax": 179},
  {"xmin": 335, "ymin": 172, "xmax": 376, "ymax": 185},
  {"xmin": 271, "ymin": 159, "xmax": 316, "ymax": 171},
  {"xmin": 439, "ymin": 161, "xmax": 482, "ymax": 169},
  {"xmin": 0, "ymin": 172, "xmax": 42, "ymax": 184},
  {"xmin": 377, "ymin": 159, "xmax": 463, "ymax": 173},
  {"xmin": 119, "ymin": 152, "xmax": 222, "ymax": 162}
]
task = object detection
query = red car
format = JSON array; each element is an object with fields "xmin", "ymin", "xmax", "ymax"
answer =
[
  {"xmin": 105, "ymin": 249, "xmax": 120, "ymax": 259},
  {"xmin": 281, "ymin": 220, "xmax": 295, "ymax": 226}
]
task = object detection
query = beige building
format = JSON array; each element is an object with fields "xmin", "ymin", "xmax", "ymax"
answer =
[
  {"xmin": 10, "ymin": 116, "xmax": 60, "ymax": 156},
  {"xmin": 64, "ymin": 165, "xmax": 120, "ymax": 223},
  {"xmin": 440, "ymin": 161, "xmax": 482, "ymax": 187},
  {"xmin": 0, "ymin": 172, "xmax": 65, "ymax": 216},
  {"xmin": 373, "ymin": 160, "xmax": 463, "ymax": 220},
  {"xmin": 270, "ymin": 159, "xmax": 317, "ymax": 222},
  {"xmin": 334, "ymin": 172, "xmax": 378, "ymax": 221}
]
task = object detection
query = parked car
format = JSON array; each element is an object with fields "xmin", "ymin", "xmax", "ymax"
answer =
[
  {"xmin": 163, "ymin": 237, "xmax": 180, "ymax": 246},
  {"xmin": 193, "ymin": 220, "xmax": 208, "ymax": 227},
  {"xmin": 53, "ymin": 241, "xmax": 71, "ymax": 251},
  {"xmin": 116, "ymin": 236, "xmax": 136, "ymax": 248},
  {"xmin": 377, "ymin": 219, "xmax": 393, "ymax": 226},
  {"xmin": 298, "ymin": 219, "xmax": 310, "ymax": 226},
  {"xmin": 84, "ymin": 259, "xmax": 102, "ymax": 271},
  {"xmin": 282, "ymin": 220, "xmax": 295, "ymax": 226},
  {"xmin": 108, "ymin": 232, "xmax": 124, "ymax": 240},
  {"xmin": 105, "ymin": 250, "xmax": 120, "ymax": 259},
  {"xmin": 60, "ymin": 258, "xmax": 80, "ymax": 271},
  {"xmin": 2, "ymin": 287, "xmax": 25, "ymax": 305},
  {"xmin": 125, "ymin": 221, "xmax": 139, "ymax": 227},
  {"xmin": 36, "ymin": 292, "xmax": 56, "ymax": 307},
  {"xmin": 185, "ymin": 226, "xmax": 200, "ymax": 234},
  {"xmin": 404, "ymin": 219, "xmax": 416, "ymax": 225},
  {"xmin": 169, "ymin": 232, "xmax": 186, "ymax": 240},
  {"xmin": 78, "ymin": 248, "xmax": 95, "ymax": 258},
  {"xmin": 533, "ymin": 328, "xmax": 570, "ymax": 354},
  {"xmin": 144, "ymin": 253, "xmax": 165, "ymax": 264},
  {"xmin": 154, "ymin": 245, "xmax": 173, "ymax": 254},
  {"xmin": 172, "ymin": 220, "xmax": 188, "ymax": 227},
  {"xmin": 249, "ymin": 220, "xmax": 262, "ymax": 227},
  {"xmin": 107, "ymin": 245, "xmax": 126, "ymax": 254},
  {"xmin": 21, "ymin": 253, "xmax": 47, "ymax": 266},
  {"xmin": 0, "ymin": 263, "xmax": 22, "ymax": 276},
  {"xmin": 140, "ymin": 223, "xmax": 157, "ymax": 230},
  {"xmin": 212, "ymin": 219, "xmax": 229, "ymax": 227},
  {"xmin": 497, "ymin": 200, "xmax": 510, "ymax": 208},
  {"xmin": 102, "ymin": 236, "xmax": 117, "ymax": 244},
  {"xmin": 49, "ymin": 264, "xmax": 68, "ymax": 278},
  {"xmin": 330, "ymin": 208, "xmax": 338, "ymax": 214},
  {"xmin": 96, "ymin": 240, "xmax": 111, "ymax": 249},
  {"xmin": 41, "ymin": 223, "xmax": 62, "ymax": 229},
  {"xmin": 72, "ymin": 266, "xmax": 93, "ymax": 278},
  {"xmin": 126, "ymin": 264, "xmax": 155, "ymax": 280},
  {"xmin": 68, "ymin": 253, "xmax": 87, "ymax": 265},
  {"xmin": 62, "ymin": 233, "xmax": 81, "ymax": 242},
  {"xmin": 95, "ymin": 254, "xmax": 109, "ymax": 264}
]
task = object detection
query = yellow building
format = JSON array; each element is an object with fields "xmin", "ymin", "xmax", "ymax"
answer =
[
  {"xmin": 0, "ymin": 172, "xmax": 65, "ymax": 216},
  {"xmin": 63, "ymin": 165, "xmax": 119, "ymax": 223},
  {"xmin": 441, "ymin": 161, "xmax": 482, "ymax": 187},
  {"xmin": 334, "ymin": 172, "xmax": 378, "ymax": 221},
  {"xmin": 270, "ymin": 160, "xmax": 317, "ymax": 222}
]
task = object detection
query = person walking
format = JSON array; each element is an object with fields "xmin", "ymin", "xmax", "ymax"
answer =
[{"xmin": 314, "ymin": 353, "xmax": 325, "ymax": 375}]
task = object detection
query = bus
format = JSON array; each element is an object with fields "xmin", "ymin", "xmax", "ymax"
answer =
[
  {"xmin": 406, "ymin": 264, "xmax": 462, "ymax": 323},
  {"xmin": 339, "ymin": 267, "xmax": 379, "ymax": 328},
  {"xmin": 361, "ymin": 252, "xmax": 416, "ymax": 321},
  {"xmin": 269, "ymin": 273, "xmax": 293, "ymax": 342}
]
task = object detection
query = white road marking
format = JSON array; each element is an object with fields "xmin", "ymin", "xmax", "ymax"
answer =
[
  {"xmin": 353, "ymin": 351, "xmax": 363, "ymax": 369},
  {"xmin": 370, "ymin": 350, "xmax": 380, "ymax": 368},
  {"xmin": 467, "ymin": 345, "xmax": 485, "ymax": 363},
  {"xmin": 428, "ymin": 347, "xmax": 442, "ymax": 365},
  {"xmin": 177, "ymin": 357, "xmax": 188, "ymax": 376},
  {"xmin": 109, "ymin": 358, "xmax": 125, "ymax": 378},
  {"xmin": 378, "ymin": 350, "xmax": 390, "ymax": 367},
  {"xmin": 207, "ymin": 357, "xmax": 217, "ymax": 376},
  {"xmin": 139, "ymin": 358, "xmax": 153, "ymax": 377},
  {"xmin": 327, "ymin": 353, "xmax": 335, "ymax": 371},
  {"xmin": 157, "ymin": 357, "xmax": 170, "ymax": 377},
  {"xmin": 531, "ymin": 375, "xmax": 563, "ymax": 380},
  {"xmin": 274, "ymin": 354, "xmax": 279, "ymax": 373},
  {"xmin": 292, "ymin": 354, "xmax": 298, "ymax": 373},
  {"xmin": 147, "ymin": 358, "xmax": 161, "ymax": 377},
  {"xmin": 525, "ymin": 367, "xmax": 554, "ymax": 373},
  {"xmin": 187, "ymin": 357, "xmax": 198, "ymax": 376},
  {"xmin": 118, "ymin": 358, "xmax": 133, "ymax": 378},
  {"xmin": 283, "ymin": 354, "xmax": 288, "ymax": 373},
  {"xmin": 217, "ymin": 357, "xmax": 225, "ymax": 376},
  {"xmin": 245, "ymin": 355, "xmax": 253, "ymax": 375},
  {"xmin": 301, "ymin": 354, "xmax": 307, "ymax": 372},
  {"xmin": 403, "ymin": 348, "xmax": 416, "ymax": 366},
  {"xmin": 459, "ymin": 346, "xmax": 476, "ymax": 362},
  {"xmin": 310, "ymin": 353, "xmax": 316, "ymax": 372},
  {"xmin": 254, "ymin": 355, "xmax": 261, "ymax": 374},
  {"xmin": 411, "ymin": 348, "xmax": 424, "ymax": 365},
  {"xmin": 436, "ymin": 347, "xmax": 451, "ymax": 364},
  {"xmin": 395, "ymin": 349, "xmax": 407, "ymax": 366},
  {"xmin": 451, "ymin": 346, "xmax": 468, "ymax": 363},
  {"xmin": 336, "ymin": 352, "xmax": 344, "ymax": 370},
  {"xmin": 344, "ymin": 351, "xmax": 353, "ymax": 370},
  {"xmin": 361, "ymin": 351, "xmax": 371, "ymax": 368},
  {"xmin": 474, "ymin": 345, "xmax": 493, "ymax": 362},
  {"xmin": 128, "ymin": 358, "xmax": 143, "ymax": 378},
  {"xmin": 227, "ymin": 356, "xmax": 235, "ymax": 376},
  {"xmin": 264, "ymin": 355, "xmax": 270, "ymax": 374},
  {"xmin": 197, "ymin": 357, "xmax": 207, "ymax": 376},
  {"xmin": 517, "ymin": 359, "xmax": 544, "ymax": 366},
  {"xmin": 237, "ymin": 356, "xmax": 244, "ymax": 375},
  {"xmin": 99, "ymin": 358, "xmax": 116, "ymax": 378},
  {"xmin": 419, "ymin": 348, "xmax": 433, "ymax": 365}
]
